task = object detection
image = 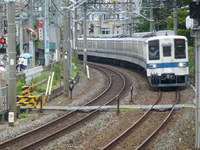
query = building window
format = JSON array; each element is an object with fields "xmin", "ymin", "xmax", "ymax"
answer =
[{"xmin": 101, "ymin": 28, "xmax": 110, "ymax": 34}]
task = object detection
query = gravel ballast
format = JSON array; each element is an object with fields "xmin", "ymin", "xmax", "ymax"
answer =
[{"xmin": 0, "ymin": 65, "xmax": 196, "ymax": 149}]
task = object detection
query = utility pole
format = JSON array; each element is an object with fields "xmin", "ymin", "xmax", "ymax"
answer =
[
  {"xmin": 55, "ymin": 0, "xmax": 60, "ymax": 61},
  {"xmin": 63, "ymin": 1, "xmax": 70, "ymax": 97},
  {"xmin": 0, "ymin": 5, "xmax": 3, "ymax": 36},
  {"xmin": 173, "ymin": 0, "xmax": 178, "ymax": 35},
  {"xmin": 112, "ymin": 3, "xmax": 116, "ymax": 35},
  {"xmin": 149, "ymin": 0, "xmax": 154, "ymax": 32},
  {"xmin": 44, "ymin": 0, "xmax": 50, "ymax": 66},
  {"xmin": 73, "ymin": 0, "xmax": 78, "ymax": 59},
  {"xmin": 19, "ymin": 0, "xmax": 23, "ymax": 55},
  {"xmin": 189, "ymin": 1, "xmax": 200, "ymax": 148},
  {"xmin": 83, "ymin": 4, "xmax": 87, "ymax": 73},
  {"xmin": 28, "ymin": 0, "xmax": 35, "ymax": 67},
  {"xmin": 194, "ymin": 20, "xmax": 200, "ymax": 149},
  {"xmin": 7, "ymin": 1, "xmax": 16, "ymax": 126}
]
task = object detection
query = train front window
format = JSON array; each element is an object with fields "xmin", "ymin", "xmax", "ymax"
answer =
[
  {"xmin": 175, "ymin": 39, "xmax": 186, "ymax": 59},
  {"xmin": 148, "ymin": 40, "xmax": 160, "ymax": 60},
  {"xmin": 163, "ymin": 46, "xmax": 171, "ymax": 57}
]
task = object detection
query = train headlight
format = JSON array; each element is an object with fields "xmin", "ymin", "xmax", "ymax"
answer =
[
  {"xmin": 149, "ymin": 64, "xmax": 157, "ymax": 69},
  {"xmin": 179, "ymin": 62, "xmax": 186, "ymax": 67}
]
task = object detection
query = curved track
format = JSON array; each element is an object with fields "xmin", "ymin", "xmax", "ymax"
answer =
[
  {"xmin": 101, "ymin": 90, "xmax": 180, "ymax": 150},
  {"xmin": 0, "ymin": 64, "xmax": 127, "ymax": 150}
]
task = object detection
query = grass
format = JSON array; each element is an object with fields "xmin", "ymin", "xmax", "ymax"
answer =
[
  {"xmin": 17, "ymin": 57, "xmax": 83, "ymax": 96},
  {"xmin": 119, "ymin": 108, "xmax": 134, "ymax": 111},
  {"xmin": 30, "ymin": 71, "xmax": 50, "ymax": 85},
  {"xmin": 188, "ymin": 46, "xmax": 195, "ymax": 74},
  {"xmin": 18, "ymin": 112, "xmax": 29, "ymax": 119}
]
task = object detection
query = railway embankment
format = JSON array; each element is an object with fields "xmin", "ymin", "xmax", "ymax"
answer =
[{"xmin": 0, "ymin": 64, "xmax": 196, "ymax": 149}]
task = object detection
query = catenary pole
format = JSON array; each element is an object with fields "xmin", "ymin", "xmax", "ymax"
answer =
[
  {"xmin": 44, "ymin": 0, "xmax": 50, "ymax": 66},
  {"xmin": 149, "ymin": 0, "xmax": 154, "ymax": 32},
  {"xmin": 19, "ymin": 0, "xmax": 23, "ymax": 55},
  {"xmin": 28, "ymin": 0, "xmax": 35, "ymax": 67},
  {"xmin": 74, "ymin": 0, "xmax": 78, "ymax": 59},
  {"xmin": 8, "ymin": 1, "xmax": 16, "ymax": 126},
  {"xmin": 63, "ymin": 1, "xmax": 70, "ymax": 97},
  {"xmin": 173, "ymin": 0, "xmax": 178, "ymax": 35},
  {"xmin": 55, "ymin": 0, "xmax": 60, "ymax": 61},
  {"xmin": 195, "ymin": 20, "xmax": 200, "ymax": 149},
  {"xmin": 83, "ymin": 4, "xmax": 87, "ymax": 73}
]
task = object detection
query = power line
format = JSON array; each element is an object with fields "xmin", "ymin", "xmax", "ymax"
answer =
[{"xmin": 51, "ymin": 0, "xmax": 63, "ymax": 15}]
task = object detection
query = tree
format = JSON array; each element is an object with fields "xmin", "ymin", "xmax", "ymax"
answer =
[
  {"xmin": 135, "ymin": 0, "xmax": 192, "ymax": 45},
  {"xmin": 167, "ymin": 9, "xmax": 192, "ymax": 45},
  {"xmin": 134, "ymin": 17, "xmax": 149, "ymax": 32}
]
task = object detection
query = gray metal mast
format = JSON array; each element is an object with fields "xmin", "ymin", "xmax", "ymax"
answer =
[
  {"xmin": 55, "ymin": 0, "xmax": 61, "ymax": 61},
  {"xmin": 149, "ymin": 5, "xmax": 154, "ymax": 32},
  {"xmin": 173, "ymin": 0, "xmax": 178, "ymax": 35},
  {"xmin": 195, "ymin": 27, "xmax": 200, "ymax": 148},
  {"xmin": 20, "ymin": 0, "xmax": 23, "ymax": 55},
  {"xmin": 8, "ymin": 1, "xmax": 16, "ymax": 125},
  {"xmin": 83, "ymin": 4, "xmax": 87, "ymax": 73},
  {"xmin": 195, "ymin": 18, "xmax": 200, "ymax": 149},
  {"xmin": 63, "ymin": 1, "xmax": 70, "ymax": 97},
  {"xmin": 149, "ymin": 0, "xmax": 154, "ymax": 32},
  {"xmin": 74, "ymin": 0, "xmax": 78, "ymax": 59},
  {"xmin": 44, "ymin": 0, "xmax": 50, "ymax": 66},
  {"xmin": 28, "ymin": 0, "xmax": 35, "ymax": 67},
  {"xmin": 0, "ymin": 4, "xmax": 2, "ymax": 36}
]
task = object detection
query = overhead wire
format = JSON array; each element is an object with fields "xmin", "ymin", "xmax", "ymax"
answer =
[{"xmin": 51, "ymin": 0, "xmax": 63, "ymax": 15}]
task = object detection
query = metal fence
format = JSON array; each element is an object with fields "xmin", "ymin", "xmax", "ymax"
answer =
[{"xmin": 0, "ymin": 87, "xmax": 8, "ymax": 121}]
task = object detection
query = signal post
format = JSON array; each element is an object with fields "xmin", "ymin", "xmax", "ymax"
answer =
[
  {"xmin": 7, "ymin": 1, "xmax": 16, "ymax": 126},
  {"xmin": 189, "ymin": 0, "xmax": 200, "ymax": 148}
]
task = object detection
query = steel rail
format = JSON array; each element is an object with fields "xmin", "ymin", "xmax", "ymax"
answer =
[
  {"xmin": 0, "ymin": 64, "xmax": 126, "ymax": 150},
  {"xmin": 136, "ymin": 90, "xmax": 180, "ymax": 150},
  {"xmin": 20, "ymin": 64, "xmax": 126, "ymax": 150},
  {"xmin": 0, "ymin": 64, "xmax": 112, "ymax": 149},
  {"xmin": 101, "ymin": 90, "xmax": 162, "ymax": 150},
  {"xmin": 101, "ymin": 90, "xmax": 180, "ymax": 150}
]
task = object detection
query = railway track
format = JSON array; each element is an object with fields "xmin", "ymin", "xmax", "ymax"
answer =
[
  {"xmin": 0, "ymin": 64, "xmax": 127, "ymax": 150},
  {"xmin": 101, "ymin": 89, "xmax": 180, "ymax": 150}
]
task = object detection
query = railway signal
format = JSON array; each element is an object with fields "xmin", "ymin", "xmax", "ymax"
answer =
[
  {"xmin": 0, "ymin": 37, "xmax": 6, "ymax": 53},
  {"xmin": 190, "ymin": 0, "xmax": 200, "ymax": 148},
  {"xmin": 0, "ymin": 37, "xmax": 6, "ymax": 44},
  {"xmin": 189, "ymin": 1, "xmax": 200, "ymax": 19}
]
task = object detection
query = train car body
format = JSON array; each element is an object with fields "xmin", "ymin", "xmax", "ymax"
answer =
[{"xmin": 77, "ymin": 31, "xmax": 189, "ymax": 87}]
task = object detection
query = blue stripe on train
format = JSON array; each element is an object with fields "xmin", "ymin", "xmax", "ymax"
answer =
[
  {"xmin": 79, "ymin": 49, "xmax": 146, "ymax": 63},
  {"xmin": 146, "ymin": 62, "xmax": 189, "ymax": 69},
  {"xmin": 78, "ymin": 49, "xmax": 188, "ymax": 69}
]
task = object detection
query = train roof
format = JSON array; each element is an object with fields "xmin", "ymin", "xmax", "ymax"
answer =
[
  {"xmin": 79, "ymin": 35, "xmax": 187, "ymax": 42},
  {"xmin": 78, "ymin": 30, "xmax": 187, "ymax": 42},
  {"xmin": 146, "ymin": 35, "xmax": 187, "ymax": 41}
]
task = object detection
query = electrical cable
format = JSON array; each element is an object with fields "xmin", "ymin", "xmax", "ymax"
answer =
[{"xmin": 51, "ymin": 0, "xmax": 63, "ymax": 15}]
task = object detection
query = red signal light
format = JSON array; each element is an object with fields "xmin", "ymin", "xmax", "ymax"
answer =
[{"xmin": 0, "ymin": 38, "xmax": 6, "ymax": 44}]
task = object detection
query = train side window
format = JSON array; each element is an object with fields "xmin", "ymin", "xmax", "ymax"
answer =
[
  {"xmin": 148, "ymin": 40, "xmax": 160, "ymax": 60},
  {"xmin": 174, "ymin": 39, "xmax": 186, "ymax": 59},
  {"xmin": 163, "ymin": 46, "xmax": 171, "ymax": 57}
]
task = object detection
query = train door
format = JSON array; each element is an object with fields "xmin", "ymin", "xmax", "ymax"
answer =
[
  {"xmin": 162, "ymin": 44, "xmax": 173, "ymax": 62},
  {"xmin": 161, "ymin": 41, "xmax": 175, "ymax": 80}
]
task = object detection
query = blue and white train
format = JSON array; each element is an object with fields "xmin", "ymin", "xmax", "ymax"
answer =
[{"xmin": 77, "ymin": 31, "xmax": 189, "ymax": 87}]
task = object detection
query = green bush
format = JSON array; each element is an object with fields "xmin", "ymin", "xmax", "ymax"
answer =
[
  {"xmin": 35, "ymin": 84, "xmax": 47, "ymax": 93},
  {"xmin": 189, "ymin": 46, "xmax": 195, "ymax": 74},
  {"xmin": 16, "ymin": 77, "xmax": 25, "ymax": 95},
  {"xmin": 72, "ymin": 56, "xmax": 83, "ymax": 77},
  {"xmin": 19, "ymin": 112, "xmax": 28, "ymax": 119},
  {"xmin": 30, "ymin": 71, "xmax": 50, "ymax": 85},
  {"xmin": 52, "ymin": 63, "xmax": 62, "ymax": 85},
  {"xmin": 17, "ymin": 58, "xmax": 83, "ymax": 96}
]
